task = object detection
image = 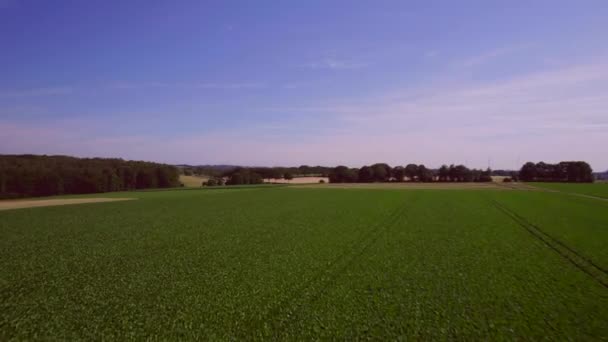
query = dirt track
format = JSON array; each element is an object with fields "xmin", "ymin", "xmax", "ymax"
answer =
[{"xmin": 0, "ymin": 198, "xmax": 135, "ymax": 211}]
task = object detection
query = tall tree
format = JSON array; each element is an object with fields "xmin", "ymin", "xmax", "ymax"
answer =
[
  {"xmin": 371, "ymin": 163, "xmax": 391, "ymax": 182},
  {"xmin": 283, "ymin": 172, "xmax": 294, "ymax": 181},
  {"xmin": 358, "ymin": 166, "xmax": 374, "ymax": 183},
  {"xmin": 329, "ymin": 166, "xmax": 358, "ymax": 183},
  {"xmin": 392, "ymin": 166, "xmax": 405, "ymax": 182},
  {"xmin": 438, "ymin": 165, "xmax": 449, "ymax": 182},
  {"xmin": 417, "ymin": 164, "xmax": 433, "ymax": 182},
  {"xmin": 519, "ymin": 162, "xmax": 538, "ymax": 181},
  {"xmin": 404, "ymin": 164, "xmax": 419, "ymax": 181}
]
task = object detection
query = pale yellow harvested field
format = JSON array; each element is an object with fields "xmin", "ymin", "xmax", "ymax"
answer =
[
  {"xmin": 179, "ymin": 175, "xmax": 209, "ymax": 187},
  {"xmin": 265, "ymin": 177, "xmax": 329, "ymax": 184},
  {"xmin": 491, "ymin": 176, "xmax": 508, "ymax": 182},
  {"xmin": 0, "ymin": 198, "xmax": 135, "ymax": 211},
  {"xmin": 294, "ymin": 182, "xmax": 514, "ymax": 190}
]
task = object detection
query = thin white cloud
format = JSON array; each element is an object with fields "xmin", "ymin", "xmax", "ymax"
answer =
[
  {"xmin": 2, "ymin": 61, "xmax": 607, "ymax": 170},
  {"xmin": 424, "ymin": 50, "xmax": 438, "ymax": 58},
  {"xmin": 109, "ymin": 82, "xmax": 265, "ymax": 90},
  {"xmin": 300, "ymin": 58, "xmax": 368, "ymax": 70},
  {"xmin": 194, "ymin": 82, "xmax": 264, "ymax": 89},
  {"xmin": 460, "ymin": 44, "xmax": 532, "ymax": 67},
  {"xmin": 247, "ymin": 61, "xmax": 608, "ymax": 169},
  {"xmin": 0, "ymin": 87, "xmax": 73, "ymax": 98}
]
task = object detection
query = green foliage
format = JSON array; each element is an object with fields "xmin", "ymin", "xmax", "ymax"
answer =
[
  {"xmin": 370, "ymin": 163, "xmax": 391, "ymax": 182},
  {"xmin": 329, "ymin": 163, "xmax": 495, "ymax": 183},
  {"xmin": 225, "ymin": 168, "xmax": 263, "ymax": 185},
  {"xmin": 404, "ymin": 163, "xmax": 419, "ymax": 181},
  {"xmin": 329, "ymin": 166, "xmax": 358, "ymax": 183},
  {"xmin": 357, "ymin": 166, "xmax": 374, "ymax": 183},
  {"xmin": 0, "ymin": 155, "xmax": 180, "ymax": 198},
  {"xmin": 520, "ymin": 161, "xmax": 593, "ymax": 182},
  {"xmin": 391, "ymin": 166, "xmax": 405, "ymax": 182},
  {"xmin": 1, "ymin": 187, "xmax": 607, "ymax": 339},
  {"xmin": 416, "ymin": 164, "xmax": 433, "ymax": 182},
  {"xmin": 204, "ymin": 177, "xmax": 225, "ymax": 187}
]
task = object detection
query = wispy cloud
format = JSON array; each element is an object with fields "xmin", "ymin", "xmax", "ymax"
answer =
[
  {"xmin": 109, "ymin": 82, "xmax": 265, "ymax": 90},
  {"xmin": 0, "ymin": 86, "xmax": 73, "ymax": 98},
  {"xmin": 2, "ymin": 61, "xmax": 607, "ymax": 170},
  {"xmin": 300, "ymin": 58, "xmax": 368, "ymax": 70},
  {"xmin": 251, "ymin": 61, "xmax": 608, "ymax": 168},
  {"xmin": 460, "ymin": 44, "xmax": 532, "ymax": 67},
  {"xmin": 424, "ymin": 50, "xmax": 439, "ymax": 58}
]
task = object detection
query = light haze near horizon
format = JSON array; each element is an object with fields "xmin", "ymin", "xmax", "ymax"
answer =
[{"xmin": 1, "ymin": 1, "xmax": 607, "ymax": 170}]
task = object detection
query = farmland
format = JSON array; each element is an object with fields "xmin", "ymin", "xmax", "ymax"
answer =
[
  {"xmin": 1, "ymin": 186, "xmax": 608, "ymax": 339},
  {"xmin": 531, "ymin": 182, "xmax": 608, "ymax": 199},
  {"xmin": 179, "ymin": 174, "xmax": 209, "ymax": 188}
]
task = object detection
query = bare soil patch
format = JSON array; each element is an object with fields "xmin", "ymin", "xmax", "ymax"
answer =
[{"xmin": 0, "ymin": 198, "xmax": 135, "ymax": 211}]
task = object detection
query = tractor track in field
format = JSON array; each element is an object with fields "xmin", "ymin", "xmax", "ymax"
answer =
[
  {"xmin": 250, "ymin": 197, "xmax": 410, "ymax": 336},
  {"xmin": 490, "ymin": 199, "xmax": 608, "ymax": 289}
]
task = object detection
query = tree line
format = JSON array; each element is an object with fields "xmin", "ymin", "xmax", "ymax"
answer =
[
  {"xmin": 182, "ymin": 165, "xmax": 332, "ymax": 179},
  {"xmin": 0, "ymin": 155, "xmax": 180, "ymax": 199},
  {"xmin": 1, "ymin": 155, "xmax": 594, "ymax": 196},
  {"xmin": 328, "ymin": 163, "xmax": 493, "ymax": 183},
  {"xmin": 200, "ymin": 166, "xmax": 333, "ymax": 186},
  {"xmin": 519, "ymin": 161, "xmax": 593, "ymax": 182},
  {"xmin": 205, "ymin": 167, "xmax": 303, "ymax": 186},
  {"xmin": 328, "ymin": 161, "xmax": 594, "ymax": 184}
]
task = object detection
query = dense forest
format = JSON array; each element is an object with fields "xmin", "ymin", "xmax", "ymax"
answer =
[
  {"xmin": 0, "ymin": 155, "xmax": 180, "ymax": 199},
  {"xmin": 519, "ymin": 161, "xmax": 593, "ymax": 182}
]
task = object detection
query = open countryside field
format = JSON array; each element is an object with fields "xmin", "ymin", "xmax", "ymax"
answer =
[
  {"xmin": 531, "ymin": 182, "xmax": 608, "ymax": 199},
  {"xmin": 0, "ymin": 197, "xmax": 135, "ymax": 211},
  {"xmin": 297, "ymin": 182, "xmax": 512, "ymax": 190},
  {"xmin": 1, "ymin": 186, "xmax": 608, "ymax": 339}
]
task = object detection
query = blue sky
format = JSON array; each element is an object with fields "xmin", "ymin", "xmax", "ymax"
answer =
[{"xmin": 1, "ymin": 0, "xmax": 607, "ymax": 170}]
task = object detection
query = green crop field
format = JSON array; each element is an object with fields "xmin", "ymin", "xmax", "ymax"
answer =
[
  {"xmin": 1, "ymin": 186, "xmax": 608, "ymax": 340},
  {"xmin": 532, "ymin": 182, "xmax": 608, "ymax": 199}
]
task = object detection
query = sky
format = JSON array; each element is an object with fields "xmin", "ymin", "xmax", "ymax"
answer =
[{"xmin": 1, "ymin": 0, "xmax": 607, "ymax": 170}]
